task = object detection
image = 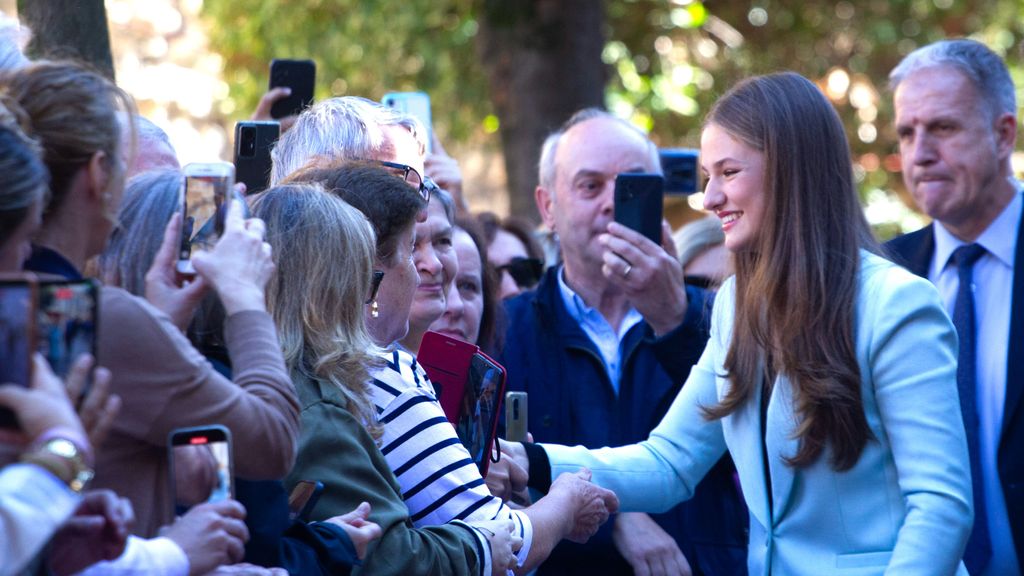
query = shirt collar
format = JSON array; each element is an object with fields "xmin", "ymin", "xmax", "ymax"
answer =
[
  {"xmin": 934, "ymin": 185, "xmax": 1022, "ymax": 272},
  {"xmin": 556, "ymin": 265, "xmax": 643, "ymax": 334},
  {"xmin": 23, "ymin": 245, "xmax": 83, "ymax": 280}
]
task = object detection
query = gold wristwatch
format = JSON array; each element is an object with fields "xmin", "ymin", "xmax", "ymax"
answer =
[{"xmin": 21, "ymin": 437, "xmax": 95, "ymax": 493}]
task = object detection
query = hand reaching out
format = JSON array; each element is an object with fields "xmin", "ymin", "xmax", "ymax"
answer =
[{"xmin": 322, "ymin": 501, "xmax": 382, "ymax": 560}]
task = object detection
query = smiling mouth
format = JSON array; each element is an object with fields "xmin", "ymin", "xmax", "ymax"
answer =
[{"xmin": 719, "ymin": 212, "xmax": 743, "ymax": 228}]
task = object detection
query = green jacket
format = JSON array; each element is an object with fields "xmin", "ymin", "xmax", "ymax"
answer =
[{"xmin": 285, "ymin": 371, "xmax": 488, "ymax": 576}]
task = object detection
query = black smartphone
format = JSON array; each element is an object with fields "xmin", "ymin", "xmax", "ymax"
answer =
[
  {"xmin": 36, "ymin": 279, "xmax": 99, "ymax": 388},
  {"xmin": 504, "ymin": 391, "xmax": 528, "ymax": 443},
  {"xmin": 269, "ymin": 59, "xmax": 316, "ymax": 119},
  {"xmin": 234, "ymin": 121, "xmax": 280, "ymax": 195},
  {"xmin": 169, "ymin": 425, "xmax": 233, "ymax": 515},
  {"xmin": 177, "ymin": 162, "xmax": 235, "ymax": 276},
  {"xmin": 659, "ymin": 149, "xmax": 699, "ymax": 195},
  {"xmin": 0, "ymin": 276, "xmax": 37, "ymax": 429},
  {"xmin": 614, "ymin": 173, "xmax": 664, "ymax": 244},
  {"xmin": 288, "ymin": 480, "xmax": 324, "ymax": 522}
]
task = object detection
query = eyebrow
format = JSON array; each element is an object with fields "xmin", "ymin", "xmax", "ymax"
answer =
[{"xmin": 700, "ymin": 157, "xmax": 741, "ymax": 172}]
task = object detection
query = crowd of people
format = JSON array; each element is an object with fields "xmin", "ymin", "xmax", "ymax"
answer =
[{"xmin": 0, "ymin": 8, "xmax": 1020, "ymax": 576}]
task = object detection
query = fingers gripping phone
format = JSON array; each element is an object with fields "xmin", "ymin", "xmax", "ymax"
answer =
[
  {"xmin": 269, "ymin": 59, "xmax": 316, "ymax": 119},
  {"xmin": 177, "ymin": 162, "xmax": 235, "ymax": 276},
  {"xmin": 169, "ymin": 425, "xmax": 233, "ymax": 515},
  {"xmin": 504, "ymin": 391, "xmax": 528, "ymax": 443},
  {"xmin": 234, "ymin": 121, "xmax": 280, "ymax": 195},
  {"xmin": 614, "ymin": 173, "xmax": 665, "ymax": 244},
  {"xmin": 0, "ymin": 275, "xmax": 37, "ymax": 429}
]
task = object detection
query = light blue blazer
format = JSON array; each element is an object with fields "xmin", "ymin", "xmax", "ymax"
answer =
[{"xmin": 545, "ymin": 251, "xmax": 973, "ymax": 575}]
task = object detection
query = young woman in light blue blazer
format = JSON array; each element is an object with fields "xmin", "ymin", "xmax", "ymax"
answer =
[{"xmin": 503, "ymin": 72, "xmax": 973, "ymax": 575}]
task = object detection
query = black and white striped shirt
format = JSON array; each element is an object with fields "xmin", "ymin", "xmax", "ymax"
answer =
[{"xmin": 369, "ymin": 347, "xmax": 533, "ymax": 568}]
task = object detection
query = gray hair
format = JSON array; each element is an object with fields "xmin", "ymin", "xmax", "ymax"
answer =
[
  {"xmin": 431, "ymin": 186, "xmax": 455, "ymax": 225},
  {"xmin": 0, "ymin": 12, "xmax": 30, "ymax": 72},
  {"xmin": 270, "ymin": 96, "xmax": 427, "ymax": 185},
  {"xmin": 673, "ymin": 214, "xmax": 725, "ymax": 269},
  {"xmin": 98, "ymin": 169, "xmax": 181, "ymax": 295},
  {"xmin": 889, "ymin": 39, "xmax": 1016, "ymax": 120},
  {"xmin": 537, "ymin": 107, "xmax": 660, "ymax": 191}
]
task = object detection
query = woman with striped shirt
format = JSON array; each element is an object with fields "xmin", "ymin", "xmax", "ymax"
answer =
[{"xmin": 289, "ymin": 161, "xmax": 619, "ymax": 574}]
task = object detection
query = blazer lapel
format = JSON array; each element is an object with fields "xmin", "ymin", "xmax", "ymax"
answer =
[
  {"xmin": 765, "ymin": 374, "xmax": 801, "ymax": 525},
  {"xmin": 724, "ymin": 371, "xmax": 773, "ymax": 532}
]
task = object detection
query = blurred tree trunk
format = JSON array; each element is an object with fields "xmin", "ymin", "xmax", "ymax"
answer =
[
  {"xmin": 17, "ymin": 0, "xmax": 115, "ymax": 80},
  {"xmin": 477, "ymin": 0, "xmax": 606, "ymax": 223}
]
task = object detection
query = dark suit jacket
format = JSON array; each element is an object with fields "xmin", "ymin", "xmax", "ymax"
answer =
[{"xmin": 885, "ymin": 213, "xmax": 1024, "ymax": 567}]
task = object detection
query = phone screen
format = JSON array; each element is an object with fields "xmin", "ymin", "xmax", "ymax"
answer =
[
  {"xmin": 170, "ymin": 426, "xmax": 233, "ymax": 514},
  {"xmin": 0, "ymin": 280, "xmax": 36, "ymax": 428},
  {"xmin": 37, "ymin": 280, "xmax": 98, "ymax": 381},
  {"xmin": 454, "ymin": 353, "xmax": 505, "ymax": 474},
  {"xmin": 179, "ymin": 165, "xmax": 233, "ymax": 274}
]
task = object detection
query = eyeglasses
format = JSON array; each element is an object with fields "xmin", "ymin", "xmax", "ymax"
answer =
[
  {"xmin": 366, "ymin": 270, "xmax": 385, "ymax": 304},
  {"xmin": 376, "ymin": 161, "xmax": 431, "ymax": 203},
  {"xmin": 496, "ymin": 257, "xmax": 544, "ymax": 289}
]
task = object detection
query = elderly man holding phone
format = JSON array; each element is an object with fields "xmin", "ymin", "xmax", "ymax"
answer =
[{"xmin": 499, "ymin": 108, "xmax": 747, "ymax": 576}]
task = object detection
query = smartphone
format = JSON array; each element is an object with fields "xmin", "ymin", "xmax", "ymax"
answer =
[
  {"xmin": 169, "ymin": 425, "xmax": 233, "ymax": 515},
  {"xmin": 614, "ymin": 173, "xmax": 664, "ymax": 245},
  {"xmin": 659, "ymin": 149, "xmax": 699, "ymax": 195},
  {"xmin": 36, "ymin": 279, "xmax": 99, "ymax": 387},
  {"xmin": 234, "ymin": 121, "xmax": 280, "ymax": 195},
  {"xmin": 288, "ymin": 480, "xmax": 324, "ymax": 522},
  {"xmin": 505, "ymin": 391, "xmax": 528, "ymax": 443},
  {"xmin": 382, "ymin": 91, "xmax": 432, "ymax": 152},
  {"xmin": 269, "ymin": 59, "xmax": 316, "ymax": 119},
  {"xmin": 417, "ymin": 331, "xmax": 507, "ymax": 475},
  {"xmin": 0, "ymin": 276, "xmax": 37, "ymax": 429},
  {"xmin": 177, "ymin": 162, "xmax": 235, "ymax": 276}
]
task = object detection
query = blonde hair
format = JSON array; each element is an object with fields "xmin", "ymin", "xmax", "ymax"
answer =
[{"xmin": 252, "ymin": 184, "xmax": 384, "ymax": 438}]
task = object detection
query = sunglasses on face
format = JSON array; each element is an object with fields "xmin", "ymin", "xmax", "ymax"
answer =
[
  {"xmin": 375, "ymin": 161, "xmax": 433, "ymax": 203},
  {"xmin": 496, "ymin": 257, "xmax": 544, "ymax": 289}
]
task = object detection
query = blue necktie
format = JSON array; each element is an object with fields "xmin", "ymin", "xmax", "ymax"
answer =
[{"xmin": 951, "ymin": 243, "xmax": 991, "ymax": 575}]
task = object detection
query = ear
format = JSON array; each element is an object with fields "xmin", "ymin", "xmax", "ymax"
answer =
[
  {"xmin": 535, "ymin": 185, "xmax": 556, "ymax": 232},
  {"xmin": 994, "ymin": 112, "xmax": 1017, "ymax": 161},
  {"xmin": 86, "ymin": 150, "xmax": 112, "ymax": 204}
]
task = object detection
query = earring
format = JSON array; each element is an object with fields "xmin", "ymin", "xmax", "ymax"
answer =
[{"xmin": 371, "ymin": 300, "xmax": 380, "ymax": 318}]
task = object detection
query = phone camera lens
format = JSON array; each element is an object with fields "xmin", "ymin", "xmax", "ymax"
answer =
[{"xmin": 240, "ymin": 127, "xmax": 257, "ymax": 158}]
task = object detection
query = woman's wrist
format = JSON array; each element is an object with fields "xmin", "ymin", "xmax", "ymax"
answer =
[{"xmin": 21, "ymin": 429, "xmax": 95, "ymax": 493}]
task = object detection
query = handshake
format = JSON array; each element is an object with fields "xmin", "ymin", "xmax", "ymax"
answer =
[{"xmin": 486, "ymin": 440, "xmax": 619, "ymax": 544}]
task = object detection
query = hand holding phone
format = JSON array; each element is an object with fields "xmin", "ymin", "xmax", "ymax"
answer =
[
  {"xmin": 269, "ymin": 59, "xmax": 315, "ymax": 119},
  {"xmin": 177, "ymin": 162, "xmax": 235, "ymax": 276}
]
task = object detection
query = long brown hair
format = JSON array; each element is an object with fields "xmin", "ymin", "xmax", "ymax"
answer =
[
  {"xmin": 701, "ymin": 72, "xmax": 879, "ymax": 471},
  {"xmin": 252, "ymin": 184, "xmax": 383, "ymax": 439}
]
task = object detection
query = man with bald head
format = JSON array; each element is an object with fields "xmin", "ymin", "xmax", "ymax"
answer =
[
  {"xmin": 886, "ymin": 39, "xmax": 1023, "ymax": 575},
  {"xmin": 501, "ymin": 109, "xmax": 747, "ymax": 575}
]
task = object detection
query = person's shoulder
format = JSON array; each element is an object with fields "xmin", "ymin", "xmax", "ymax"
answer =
[
  {"xmin": 857, "ymin": 249, "xmax": 942, "ymax": 312},
  {"xmin": 99, "ymin": 285, "xmax": 187, "ymax": 346}
]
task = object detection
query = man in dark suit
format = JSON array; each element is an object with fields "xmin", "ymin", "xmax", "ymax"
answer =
[{"xmin": 885, "ymin": 39, "xmax": 1023, "ymax": 576}]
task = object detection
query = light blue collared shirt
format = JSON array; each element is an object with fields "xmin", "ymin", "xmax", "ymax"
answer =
[
  {"xmin": 557, "ymin": 266, "xmax": 644, "ymax": 394},
  {"xmin": 930, "ymin": 187, "xmax": 1022, "ymax": 576}
]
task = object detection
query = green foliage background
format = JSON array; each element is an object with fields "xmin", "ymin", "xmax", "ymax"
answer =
[{"xmin": 204, "ymin": 0, "xmax": 1024, "ymax": 233}]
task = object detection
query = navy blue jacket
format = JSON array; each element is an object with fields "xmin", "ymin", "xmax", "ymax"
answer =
[{"xmin": 501, "ymin": 267, "xmax": 748, "ymax": 576}]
